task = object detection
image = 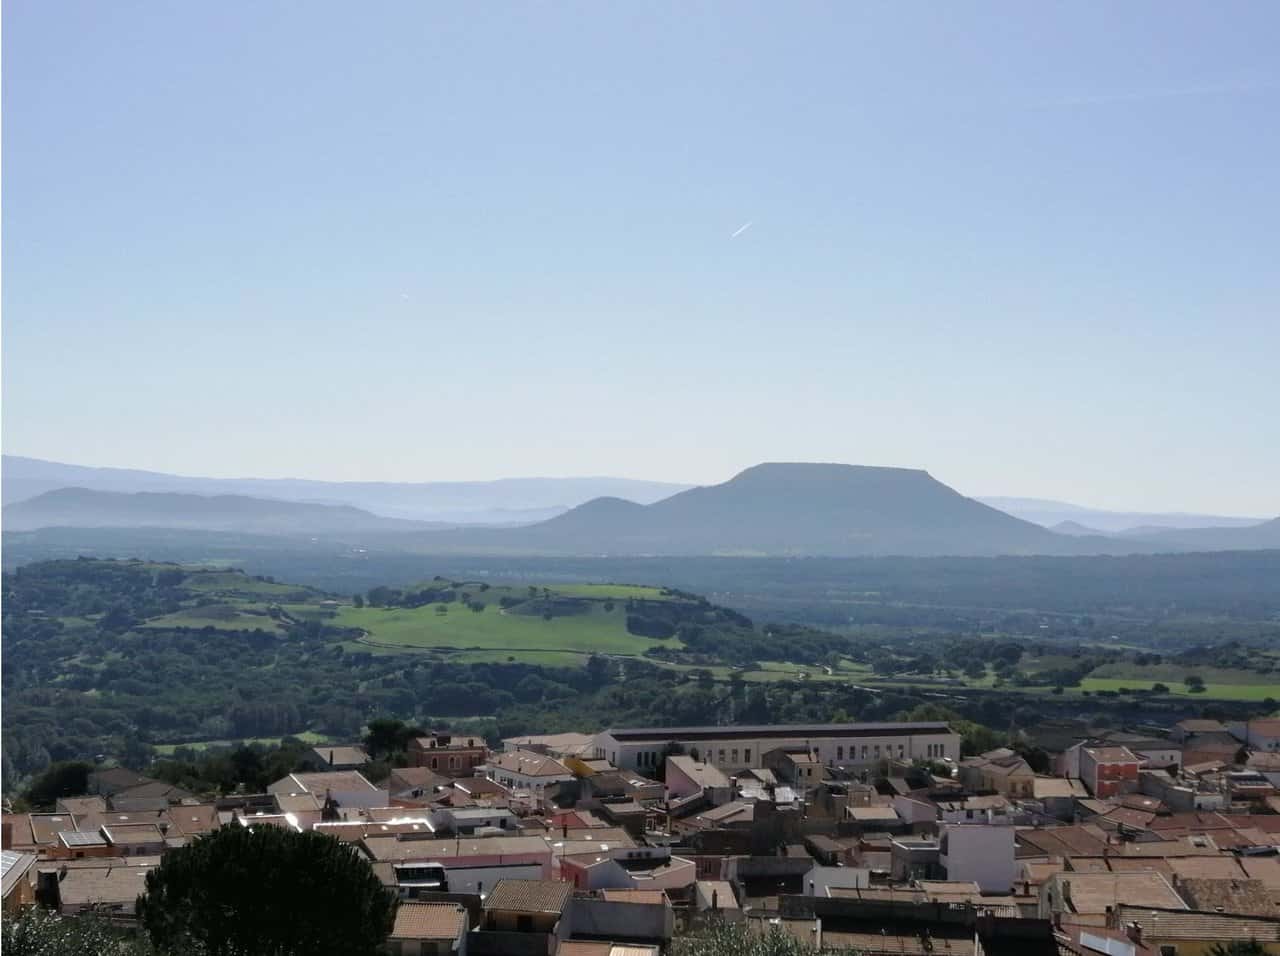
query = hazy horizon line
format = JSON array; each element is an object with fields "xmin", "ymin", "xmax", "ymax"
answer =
[{"xmin": 3, "ymin": 451, "xmax": 1272, "ymax": 519}]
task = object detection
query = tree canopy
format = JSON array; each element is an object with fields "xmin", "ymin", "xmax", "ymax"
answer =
[{"xmin": 138, "ymin": 826, "xmax": 395, "ymax": 956}]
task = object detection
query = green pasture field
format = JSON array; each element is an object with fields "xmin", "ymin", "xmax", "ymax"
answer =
[
  {"xmin": 182, "ymin": 570, "xmax": 315, "ymax": 599},
  {"xmin": 333, "ymin": 600, "xmax": 683, "ymax": 657},
  {"xmin": 1078, "ymin": 678, "xmax": 1280, "ymax": 701},
  {"xmin": 153, "ymin": 730, "xmax": 332, "ymax": 755},
  {"xmin": 142, "ymin": 604, "xmax": 286, "ymax": 633}
]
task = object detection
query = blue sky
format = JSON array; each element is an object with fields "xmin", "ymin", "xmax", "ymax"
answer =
[{"xmin": 4, "ymin": 2, "xmax": 1277, "ymax": 514}]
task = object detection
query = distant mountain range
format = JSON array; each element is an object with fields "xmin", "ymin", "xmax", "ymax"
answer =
[
  {"xmin": 1, "ymin": 488, "xmax": 440, "ymax": 535},
  {"xmin": 978, "ymin": 495, "xmax": 1266, "ymax": 535},
  {"xmin": 389, "ymin": 463, "xmax": 1096, "ymax": 557},
  {"xmin": 1, "ymin": 455, "xmax": 690, "ymax": 524},
  {"xmin": 3, "ymin": 456, "xmax": 1275, "ymax": 558}
]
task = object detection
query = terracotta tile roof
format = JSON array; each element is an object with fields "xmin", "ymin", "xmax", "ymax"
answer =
[
  {"xmin": 482, "ymin": 878, "xmax": 571, "ymax": 914},
  {"xmin": 1242, "ymin": 856, "xmax": 1280, "ymax": 891},
  {"xmin": 390, "ymin": 902, "xmax": 466, "ymax": 940},
  {"xmin": 1176, "ymin": 877, "xmax": 1277, "ymax": 917},
  {"xmin": 600, "ymin": 889, "xmax": 667, "ymax": 905},
  {"xmin": 54, "ymin": 864, "xmax": 154, "ymax": 908},
  {"xmin": 310, "ymin": 745, "xmax": 370, "ymax": 767},
  {"xmin": 1176, "ymin": 720, "xmax": 1226, "ymax": 733},
  {"xmin": 361, "ymin": 834, "xmax": 550, "ymax": 862},
  {"xmin": 1017, "ymin": 826, "xmax": 1108, "ymax": 859},
  {"xmin": 487, "ymin": 750, "xmax": 572, "ymax": 778},
  {"xmin": 1050, "ymin": 871, "xmax": 1186, "ymax": 914},
  {"xmin": 1116, "ymin": 904, "xmax": 1280, "ymax": 941},
  {"xmin": 1082, "ymin": 746, "xmax": 1141, "ymax": 762},
  {"xmin": 269, "ymin": 771, "xmax": 379, "ymax": 795}
]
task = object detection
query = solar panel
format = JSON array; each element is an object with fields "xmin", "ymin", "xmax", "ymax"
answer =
[{"xmin": 59, "ymin": 831, "xmax": 106, "ymax": 847}]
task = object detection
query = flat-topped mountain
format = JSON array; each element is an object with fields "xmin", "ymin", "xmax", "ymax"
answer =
[
  {"xmin": 416, "ymin": 462, "xmax": 1083, "ymax": 556},
  {"xmin": 2, "ymin": 487, "xmax": 439, "ymax": 535}
]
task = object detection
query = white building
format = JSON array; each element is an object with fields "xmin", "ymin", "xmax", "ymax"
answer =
[
  {"xmin": 803, "ymin": 865, "xmax": 871, "ymax": 896},
  {"xmin": 482, "ymin": 750, "xmax": 575, "ymax": 795},
  {"xmin": 593, "ymin": 722, "xmax": 960, "ymax": 774},
  {"xmin": 939, "ymin": 824, "xmax": 1015, "ymax": 894}
]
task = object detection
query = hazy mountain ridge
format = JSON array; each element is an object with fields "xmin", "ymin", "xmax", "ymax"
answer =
[
  {"xmin": 1, "ymin": 487, "xmax": 445, "ymax": 535},
  {"xmin": 979, "ymin": 495, "xmax": 1267, "ymax": 534},
  {"xmin": 1, "ymin": 455, "xmax": 691, "ymax": 523},
  {"xmin": 399, "ymin": 462, "xmax": 1103, "ymax": 557}
]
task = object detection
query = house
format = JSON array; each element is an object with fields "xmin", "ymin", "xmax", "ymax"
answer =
[
  {"xmin": 1032, "ymin": 777, "xmax": 1089, "ymax": 819},
  {"xmin": 663, "ymin": 756, "xmax": 731, "ymax": 803},
  {"xmin": 762, "ymin": 747, "xmax": 824, "ymax": 787},
  {"xmin": 802, "ymin": 864, "xmax": 870, "ymax": 897},
  {"xmin": 1080, "ymin": 746, "xmax": 1142, "ymax": 798},
  {"xmin": 959, "ymin": 749, "xmax": 1036, "ymax": 797},
  {"xmin": 694, "ymin": 880, "xmax": 742, "ymax": 921},
  {"xmin": 1111, "ymin": 905, "xmax": 1280, "ymax": 953},
  {"xmin": 389, "ymin": 767, "xmax": 451, "ymax": 803},
  {"xmin": 40, "ymin": 861, "xmax": 155, "ymax": 918},
  {"xmin": 593, "ymin": 722, "xmax": 960, "ymax": 773},
  {"xmin": 890, "ymin": 836, "xmax": 941, "ymax": 883},
  {"xmin": 360, "ymin": 835, "xmax": 553, "ymax": 896},
  {"xmin": 1038, "ymin": 871, "xmax": 1186, "ymax": 927},
  {"xmin": 1172, "ymin": 719, "xmax": 1227, "ymax": 744},
  {"xmin": 409, "ymin": 733, "xmax": 488, "ymax": 777},
  {"xmin": 940, "ymin": 823, "xmax": 1015, "ymax": 893},
  {"xmin": 501, "ymin": 733, "xmax": 595, "ymax": 759},
  {"xmin": 86, "ymin": 767, "xmax": 152, "ymax": 796},
  {"xmin": 560, "ymin": 943, "xmax": 659, "ymax": 956},
  {"xmin": 101, "ymin": 823, "xmax": 167, "ymax": 856},
  {"xmin": 1, "ymin": 850, "xmax": 37, "ymax": 915},
  {"xmin": 569, "ymin": 889, "xmax": 675, "ymax": 947},
  {"xmin": 476, "ymin": 879, "xmax": 572, "ymax": 952},
  {"xmin": 303, "ymin": 744, "xmax": 370, "ymax": 771},
  {"xmin": 1174, "ymin": 877, "xmax": 1278, "ymax": 917},
  {"xmin": 386, "ymin": 901, "xmax": 468, "ymax": 956},
  {"xmin": 1231, "ymin": 719, "xmax": 1280, "ymax": 753},
  {"xmin": 267, "ymin": 770, "xmax": 387, "ymax": 809},
  {"xmin": 482, "ymin": 751, "xmax": 575, "ymax": 796}
]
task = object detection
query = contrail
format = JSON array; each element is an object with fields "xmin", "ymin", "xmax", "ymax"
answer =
[{"xmin": 730, "ymin": 221, "xmax": 753, "ymax": 239}]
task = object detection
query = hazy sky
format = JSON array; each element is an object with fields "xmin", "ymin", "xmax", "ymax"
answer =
[{"xmin": 4, "ymin": 2, "xmax": 1277, "ymax": 514}]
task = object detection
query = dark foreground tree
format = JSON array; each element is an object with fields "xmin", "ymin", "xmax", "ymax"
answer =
[
  {"xmin": 1208, "ymin": 941, "xmax": 1267, "ymax": 956},
  {"xmin": 138, "ymin": 825, "xmax": 395, "ymax": 956},
  {"xmin": 3, "ymin": 907, "xmax": 157, "ymax": 956},
  {"xmin": 673, "ymin": 923, "xmax": 859, "ymax": 956}
]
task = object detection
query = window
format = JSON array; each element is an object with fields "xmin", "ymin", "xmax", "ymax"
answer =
[
  {"xmin": 431, "ymin": 757, "xmax": 439, "ymax": 769},
  {"xmin": 861, "ymin": 745, "xmax": 868, "ymax": 759},
  {"xmin": 450, "ymin": 756, "xmax": 460, "ymax": 769},
  {"xmin": 837, "ymin": 746, "xmax": 844, "ymax": 760},
  {"xmin": 744, "ymin": 749, "xmax": 751, "ymax": 763},
  {"xmin": 731, "ymin": 748, "xmax": 739, "ymax": 764},
  {"xmin": 718, "ymin": 749, "xmax": 726, "ymax": 763},
  {"xmin": 874, "ymin": 745, "xmax": 880, "ymax": 758},
  {"xmin": 1159, "ymin": 947, "xmax": 1176, "ymax": 956}
]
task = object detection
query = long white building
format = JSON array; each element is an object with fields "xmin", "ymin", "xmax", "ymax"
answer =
[{"xmin": 592, "ymin": 721, "xmax": 960, "ymax": 773}]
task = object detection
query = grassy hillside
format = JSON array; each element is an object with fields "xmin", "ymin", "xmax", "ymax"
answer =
[{"xmin": 334, "ymin": 585, "xmax": 684, "ymax": 659}]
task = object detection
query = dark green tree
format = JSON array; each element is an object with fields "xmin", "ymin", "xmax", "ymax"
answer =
[
  {"xmin": 25, "ymin": 760, "xmax": 93, "ymax": 809},
  {"xmin": 138, "ymin": 826, "xmax": 395, "ymax": 956}
]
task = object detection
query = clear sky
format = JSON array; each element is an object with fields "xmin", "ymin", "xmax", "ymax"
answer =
[{"xmin": 3, "ymin": 2, "xmax": 1277, "ymax": 514}]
